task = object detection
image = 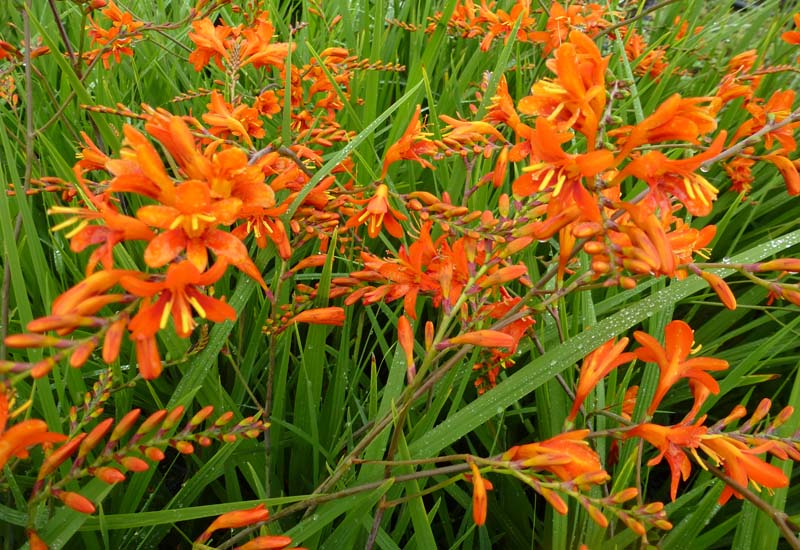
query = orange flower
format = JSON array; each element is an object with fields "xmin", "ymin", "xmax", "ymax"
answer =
[
  {"xmin": 122, "ymin": 260, "xmax": 236, "ymax": 339},
  {"xmin": 626, "ymin": 421, "xmax": 706, "ymax": 501},
  {"xmin": 0, "ymin": 389, "xmax": 66, "ymax": 470},
  {"xmin": 345, "ymin": 184, "xmax": 407, "ymax": 238},
  {"xmin": 187, "ymin": 17, "xmax": 232, "ymax": 71},
  {"xmin": 782, "ymin": 14, "xmax": 800, "ymax": 62},
  {"xmin": 519, "ymin": 31, "xmax": 609, "ymax": 148},
  {"xmin": 240, "ymin": 13, "xmax": 295, "ymax": 70},
  {"xmin": 614, "ymin": 132, "xmax": 726, "ymax": 217},
  {"xmin": 202, "ymin": 91, "xmax": 265, "ymax": 147},
  {"xmin": 382, "ymin": 105, "xmax": 438, "ymax": 177},
  {"xmin": 49, "ymin": 195, "xmax": 154, "ymax": 274},
  {"xmin": 568, "ymin": 338, "xmax": 635, "ymax": 421},
  {"xmin": 504, "ymin": 430, "xmax": 608, "ymax": 488},
  {"xmin": 611, "ymin": 94, "xmax": 719, "ymax": 159},
  {"xmin": 196, "ymin": 504, "xmax": 270, "ymax": 543},
  {"xmin": 633, "ymin": 320, "xmax": 728, "ymax": 415},
  {"xmin": 701, "ymin": 436, "xmax": 789, "ymax": 504}
]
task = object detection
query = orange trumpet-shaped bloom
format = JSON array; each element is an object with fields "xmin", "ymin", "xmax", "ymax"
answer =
[
  {"xmin": 187, "ymin": 17, "xmax": 232, "ymax": 71},
  {"xmin": 611, "ymin": 94, "xmax": 720, "ymax": 159},
  {"xmin": 568, "ymin": 338, "xmax": 636, "ymax": 421},
  {"xmin": 701, "ymin": 436, "xmax": 789, "ymax": 505},
  {"xmin": 633, "ymin": 320, "xmax": 728, "ymax": 415},
  {"xmin": 519, "ymin": 31, "xmax": 609, "ymax": 148},
  {"xmin": 122, "ymin": 260, "xmax": 236, "ymax": 339},
  {"xmin": 504, "ymin": 430, "xmax": 608, "ymax": 488},
  {"xmin": 615, "ymin": 132, "xmax": 726, "ymax": 217},
  {"xmin": 626, "ymin": 421, "xmax": 706, "ymax": 501},
  {"xmin": 345, "ymin": 184, "xmax": 407, "ymax": 238},
  {"xmin": 196, "ymin": 504, "xmax": 270, "ymax": 543},
  {"xmin": 382, "ymin": 105, "xmax": 438, "ymax": 177},
  {"xmin": 202, "ymin": 91, "xmax": 265, "ymax": 147},
  {"xmin": 0, "ymin": 390, "xmax": 67, "ymax": 470}
]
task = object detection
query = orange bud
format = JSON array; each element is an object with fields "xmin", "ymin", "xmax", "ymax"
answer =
[
  {"xmin": 69, "ymin": 340, "xmax": 96, "ymax": 368},
  {"xmin": 620, "ymin": 276, "xmax": 636, "ymax": 290},
  {"xmin": 287, "ymin": 307, "xmax": 345, "ymax": 326},
  {"xmin": 757, "ymin": 258, "xmax": 800, "ymax": 272},
  {"xmin": 424, "ymin": 321, "xmax": 434, "ymax": 350},
  {"xmin": 478, "ymin": 265, "xmax": 527, "ymax": 288},
  {"xmin": 772, "ymin": 405, "xmax": 795, "ymax": 429},
  {"xmin": 58, "ymin": 491, "xmax": 95, "ymax": 514},
  {"xmin": 700, "ymin": 271, "xmax": 736, "ymax": 310},
  {"xmin": 162, "ymin": 406, "xmax": 185, "ymax": 431},
  {"xmin": 174, "ymin": 441, "xmax": 194, "ymax": 454},
  {"xmin": 120, "ymin": 456, "xmax": 149, "ymax": 472},
  {"xmin": 95, "ymin": 466, "xmax": 126, "ymax": 484},
  {"xmin": 215, "ymin": 411, "xmax": 235, "ymax": 427},
  {"xmin": 611, "ymin": 487, "xmax": 639, "ymax": 504},
  {"xmin": 623, "ymin": 515, "xmax": 646, "ymax": 535},
  {"xmin": 102, "ymin": 317, "xmax": 127, "ymax": 364},
  {"xmin": 498, "ymin": 193, "xmax": 510, "ymax": 217},
  {"xmin": 190, "ymin": 405, "xmax": 215, "ymax": 426},
  {"xmin": 27, "ymin": 530, "xmax": 48, "ymax": 550},
  {"xmin": 110, "ymin": 409, "xmax": 141, "ymax": 442},
  {"xmin": 290, "ymin": 255, "xmax": 327, "ymax": 272},
  {"xmin": 31, "ymin": 357, "xmax": 57, "ymax": 379},
  {"xmin": 748, "ymin": 398, "xmax": 772, "ymax": 426},
  {"xmin": 499, "ymin": 236, "xmax": 533, "ymax": 257},
  {"xmin": 572, "ymin": 222, "xmax": 602, "ymax": 238},
  {"xmin": 79, "ymin": 418, "xmax": 114, "ymax": 458},
  {"xmin": 591, "ymin": 260, "xmax": 610, "ymax": 274},
  {"xmin": 38, "ymin": 434, "xmax": 87, "ymax": 479},
  {"xmin": 407, "ymin": 191, "xmax": 440, "ymax": 205},
  {"xmin": 137, "ymin": 410, "xmax": 167, "ymax": 435},
  {"xmin": 583, "ymin": 240, "xmax": 605, "ymax": 255},
  {"xmin": 196, "ymin": 504, "xmax": 270, "ymax": 543},
  {"xmin": 397, "ymin": 316, "xmax": 415, "ymax": 381},
  {"xmin": 783, "ymin": 289, "xmax": 800, "ymax": 307},
  {"xmin": 586, "ymin": 504, "xmax": 608, "ymax": 528},
  {"xmin": 439, "ymin": 330, "xmax": 515, "ymax": 349},
  {"xmin": 144, "ymin": 447, "xmax": 165, "ymax": 461},
  {"xmin": 539, "ymin": 487, "xmax": 568, "ymax": 515},
  {"xmin": 5, "ymin": 334, "xmax": 64, "ymax": 348},
  {"xmin": 469, "ymin": 463, "xmax": 488, "ymax": 526},
  {"xmin": 236, "ymin": 535, "xmax": 294, "ymax": 550}
]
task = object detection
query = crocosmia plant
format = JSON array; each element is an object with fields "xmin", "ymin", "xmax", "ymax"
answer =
[{"xmin": 2, "ymin": 0, "xmax": 800, "ymax": 548}]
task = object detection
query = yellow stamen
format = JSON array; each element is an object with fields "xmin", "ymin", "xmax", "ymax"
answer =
[
  {"xmin": 537, "ymin": 169, "xmax": 555, "ymax": 192},
  {"xmin": 170, "ymin": 215, "xmax": 185, "ymax": 230},
  {"xmin": 188, "ymin": 295, "xmax": 207, "ymax": 319},
  {"xmin": 552, "ymin": 173, "xmax": 567, "ymax": 197},
  {"xmin": 50, "ymin": 216, "xmax": 82, "ymax": 232},
  {"xmin": 160, "ymin": 297, "xmax": 174, "ymax": 329},
  {"xmin": 10, "ymin": 397, "xmax": 33, "ymax": 419},
  {"xmin": 65, "ymin": 220, "xmax": 90, "ymax": 240}
]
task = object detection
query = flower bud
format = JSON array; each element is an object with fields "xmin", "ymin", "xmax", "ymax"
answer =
[
  {"xmin": 57, "ymin": 491, "xmax": 95, "ymax": 514},
  {"xmin": 120, "ymin": 456, "xmax": 149, "ymax": 472},
  {"xmin": 110, "ymin": 409, "xmax": 141, "ymax": 442},
  {"xmin": 137, "ymin": 410, "xmax": 167, "ymax": 436},
  {"xmin": 94, "ymin": 466, "xmax": 126, "ymax": 484}
]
